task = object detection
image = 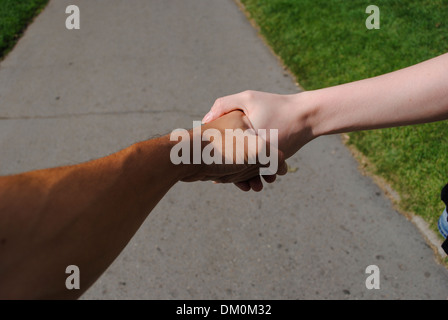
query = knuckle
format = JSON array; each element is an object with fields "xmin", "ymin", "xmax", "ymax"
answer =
[
  {"xmin": 243, "ymin": 90, "xmax": 255, "ymax": 99},
  {"xmin": 212, "ymin": 97, "xmax": 223, "ymax": 110}
]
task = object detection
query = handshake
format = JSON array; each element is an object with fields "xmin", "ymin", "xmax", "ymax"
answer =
[
  {"xmin": 0, "ymin": 90, "xmax": 315, "ymax": 299},
  {"xmin": 173, "ymin": 90, "xmax": 314, "ymax": 191},
  {"xmin": 171, "ymin": 109, "xmax": 286, "ymax": 192}
]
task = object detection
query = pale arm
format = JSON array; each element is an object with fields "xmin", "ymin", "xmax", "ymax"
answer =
[
  {"xmin": 309, "ymin": 52, "xmax": 448, "ymax": 137},
  {"xmin": 204, "ymin": 53, "xmax": 448, "ymax": 158}
]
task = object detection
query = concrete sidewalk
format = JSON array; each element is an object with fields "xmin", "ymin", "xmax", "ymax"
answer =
[{"xmin": 1, "ymin": 0, "xmax": 447, "ymax": 299}]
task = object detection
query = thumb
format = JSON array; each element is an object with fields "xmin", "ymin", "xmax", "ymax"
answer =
[{"xmin": 202, "ymin": 96, "xmax": 248, "ymax": 124}]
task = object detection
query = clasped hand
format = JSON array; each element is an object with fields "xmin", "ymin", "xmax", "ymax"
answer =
[{"xmin": 179, "ymin": 110, "xmax": 288, "ymax": 192}]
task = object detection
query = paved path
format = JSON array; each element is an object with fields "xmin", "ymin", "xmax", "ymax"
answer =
[{"xmin": 1, "ymin": 0, "xmax": 447, "ymax": 299}]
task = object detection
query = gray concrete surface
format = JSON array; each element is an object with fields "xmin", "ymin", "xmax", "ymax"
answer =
[{"xmin": 1, "ymin": 0, "xmax": 447, "ymax": 299}]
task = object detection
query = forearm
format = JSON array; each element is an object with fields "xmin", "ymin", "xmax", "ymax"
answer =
[
  {"xmin": 0, "ymin": 135, "xmax": 183, "ymax": 299},
  {"xmin": 305, "ymin": 53, "xmax": 448, "ymax": 137},
  {"xmin": 0, "ymin": 110, "xmax": 276, "ymax": 299}
]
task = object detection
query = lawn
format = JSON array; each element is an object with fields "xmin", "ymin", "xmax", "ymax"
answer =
[
  {"xmin": 239, "ymin": 0, "xmax": 448, "ymax": 239},
  {"xmin": 0, "ymin": 0, "xmax": 49, "ymax": 60}
]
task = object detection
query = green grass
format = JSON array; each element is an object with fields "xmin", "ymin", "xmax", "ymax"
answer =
[
  {"xmin": 0, "ymin": 0, "xmax": 49, "ymax": 60},
  {"xmin": 240, "ymin": 0, "xmax": 448, "ymax": 238}
]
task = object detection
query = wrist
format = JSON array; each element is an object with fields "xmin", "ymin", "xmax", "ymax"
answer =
[
  {"xmin": 281, "ymin": 91, "xmax": 321, "ymax": 153},
  {"xmin": 293, "ymin": 89, "xmax": 332, "ymax": 138},
  {"xmin": 161, "ymin": 128, "xmax": 208, "ymax": 182},
  {"xmin": 129, "ymin": 135, "xmax": 193, "ymax": 186},
  {"xmin": 302, "ymin": 85, "xmax": 360, "ymax": 137}
]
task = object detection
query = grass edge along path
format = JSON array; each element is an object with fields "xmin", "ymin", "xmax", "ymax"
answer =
[{"xmin": 0, "ymin": 0, "xmax": 49, "ymax": 61}]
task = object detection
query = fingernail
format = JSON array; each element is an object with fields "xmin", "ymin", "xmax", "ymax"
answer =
[{"xmin": 202, "ymin": 112, "xmax": 212, "ymax": 124}]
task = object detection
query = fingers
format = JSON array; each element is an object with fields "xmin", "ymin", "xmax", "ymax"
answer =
[
  {"xmin": 200, "ymin": 93, "xmax": 290, "ymax": 191},
  {"xmin": 234, "ymin": 181, "xmax": 251, "ymax": 192},
  {"xmin": 248, "ymin": 176, "xmax": 263, "ymax": 192},
  {"xmin": 214, "ymin": 165, "xmax": 261, "ymax": 184},
  {"xmin": 262, "ymin": 174, "xmax": 276, "ymax": 183},
  {"xmin": 202, "ymin": 93, "xmax": 249, "ymax": 124},
  {"xmin": 232, "ymin": 174, "xmax": 276, "ymax": 192},
  {"xmin": 210, "ymin": 143, "xmax": 288, "ymax": 190},
  {"xmin": 277, "ymin": 160, "xmax": 288, "ymax": 176},
  {"xmin": 214, "ymin": 158, "xmax": 287, "ymax": 192}
]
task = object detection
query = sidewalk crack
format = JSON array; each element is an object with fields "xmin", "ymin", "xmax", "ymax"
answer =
[{"xmin": 0, "ymin": 109, "xmax": 203, "ymax": 120}]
